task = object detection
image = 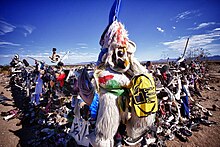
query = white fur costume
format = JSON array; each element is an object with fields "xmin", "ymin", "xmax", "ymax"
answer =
[
  {"xmin": 89, "ymin": 20, "xmax": 156, "ymax": 147},
  {"xmin": 90, "ymin": 69, "xmax": 130, "ymax": 147}
]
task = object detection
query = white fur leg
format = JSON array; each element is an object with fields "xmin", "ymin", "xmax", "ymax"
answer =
[
  {"xmin": 126, "ymin": 107, "xmax": 156, "ymax": 139},
  {"xmin": 89, "ymin": 132, "xmax": 114, "ymax": 147},
  {"xmin": 90, "ymin": 92, "xmax": 120, "ymax": 147}
]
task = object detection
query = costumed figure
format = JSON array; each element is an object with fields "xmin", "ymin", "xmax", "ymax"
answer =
[{"xmin": 89, "ymin": 1, "xmax": 158, "ymax": 145}]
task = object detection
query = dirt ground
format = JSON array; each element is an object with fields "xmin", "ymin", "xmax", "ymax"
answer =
[
  {"xmin": 166, "ymin": 62, "xmax": 220, "ymax": 147},
  {"xmin": 0, "ymin": 62, "xmax": 220, "ymax": 147},
  {"xmin": 0, "ymin": 74, "xmax": 21, "ymax": 147}
]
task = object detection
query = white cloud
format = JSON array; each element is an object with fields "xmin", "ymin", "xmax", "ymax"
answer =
[
  {"xmin": 76, "ymin": 43, "xmax": 88, "ymax": 46},
  {"xmin": 172, "ymin": 26, "xmax": 176, "ymax": 29},
  {"xmin": 59, "ymin": 52, "xmax": 67, "ymax": 54},
  {"xmin": 25, "ymin": 54, "xmax": 47, "ymax": 58},
  {"xmin": 0, "ymin": 45, "xmax": 98, "ymax": 65},
  {"xmin": 0, "ymin": 41, "xmax": 20, "ymax": 46},
  {"xmin": 176, "ymin": 11, "xmax": 191, "ymax": 20},
  {"xmin": 0, "ymin": 54, "xmax": 11, "ymax": 58},
  {"xmin": 0, "ymin": 20, "xmax": 36, "ymax": 37},
  {"xmin": 213, "ymin": 28, "xmax": 220, "ymax": 31},
  {"xmin": 162, "ymin": 29, "xmax": 220, "ymax": 53},
  {"xmin": 16, "ymin": 50, "xmax": 97, "ymax": 65},
  {"xmin": 174, "ymin": 10, "xmax": 201, "ymax": 22},
  {"xmin": 0, "ymin": 20, "xmax": 16, "ymax": 35},
  {"xmin": 156, "ymin": 27, "xmax": 164, "ymax": 33},
  {"xmin": 163, "ymin": 38, "xmax": 188, "ymax": 51},
  {"xmin": 68, "ymin": 51, "xmax": 97, "ymax": 58},
  {"xmin": 76, "ymin": 43, "xmax": 89, "ymax": 50},
  {"xmin": 188, "ymin": 22, "xmax": 216, "ymax": 30},
  {"xmin": 22, "ymin": 25, "xmax": 36, "ymax": 37},
  {"xmin": 80, "ymin": 46, "xmax": 88, "ymax": 49}
]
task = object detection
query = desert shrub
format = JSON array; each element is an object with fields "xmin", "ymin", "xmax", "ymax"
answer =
[{"xmin": 0, "ymin": 65, "xmax": 10, "ymax": 75}]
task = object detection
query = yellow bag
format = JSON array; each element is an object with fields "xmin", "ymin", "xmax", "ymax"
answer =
[{"xmin": 130, "ymin": 74, "xmax": 158, "ymax": 117}]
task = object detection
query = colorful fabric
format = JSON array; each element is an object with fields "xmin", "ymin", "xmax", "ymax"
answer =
[
  {"xmin": 130, "ymin": 74, "xmax": 158, "ymax": 117},
  {"xmin": 98, "ymin": 70, "xmax": 129, "ymax": 96},
  {"xmin": 89, "ymin": 92, "xmax": 99, "ymax": 120},
  {"xmin": 109, "ymin": 0, "xmax": 121, "ymax": 25},
  {"xmin": 57, "ymin": 72, "xmax": 66, "ymax": 87},
  {"xmin": 32, "ymin": 73, "xmax": 43, "ymax": 105},
  {"xmin": 98, "ymin": 75, "xmax": 114, "ymax": 84},
  {"xmin": 96, "ymin": 48, "xmax": 108, "ymax": 66},
  {"xmin": 34, "ymin": 94, "xmax": 40, "ymax": 105},
  {"xmin": 78, "ymin": 68, "xmax": 95, "ymax": 106},
  {"xmin": 72, "ymin": 78, "xmax": 79, "ymax": 96},
  {"xmin": 181, "ymin": 86, "xmax": 190, "ymax": 118},
  {"xmin": 102, "ymin": 21, "xmax": 129, "ymax": 49},
  {"xmin": 70, "ymin": 119, "xmax": 90, "ymax": 146},
  {"xmin": 35, "ymin": 74, "xmax": 43, "ymax": 94}
]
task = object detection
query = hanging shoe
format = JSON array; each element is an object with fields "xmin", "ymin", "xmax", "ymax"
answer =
[{"xmin": 123, "ymin": 136, "xmax": 143, "ymax": 146}]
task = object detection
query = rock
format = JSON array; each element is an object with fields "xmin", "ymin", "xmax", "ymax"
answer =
[
  {"xmin": 212, "ymin": 105, "xmax": 217, "ymax": 111},
  {"xmin": 212, "ymin": 104, "xmax": 220, "ymax": 111},
  {"xmin": 210, "ymin": 86, "xmax": 215, "ymax": 90}
]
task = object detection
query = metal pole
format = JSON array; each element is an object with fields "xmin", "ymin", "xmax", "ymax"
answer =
[{"xmin": 182, "ymin": 38, "xmax": 189, "ymax": 58}]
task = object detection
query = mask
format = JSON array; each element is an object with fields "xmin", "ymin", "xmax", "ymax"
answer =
[{"xmin": 110, "ymin": 47, "xmax": 130, "ymax": 73}]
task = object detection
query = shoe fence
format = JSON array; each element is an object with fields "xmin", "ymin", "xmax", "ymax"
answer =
[{"xmin": 1, "ymin": 56, "xmax": 217, "ymax": 147}]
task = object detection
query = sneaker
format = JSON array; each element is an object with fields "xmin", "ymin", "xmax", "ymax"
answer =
[
  {"xmin": 167, "ymin": 133, "xmax": 175, "ymax": 140},
  {"xmin": 146, "ymin": 137, "xmax": 156, "ymax": 145},
  {"xmin": 180, "ymin": 127, "xmax": 192, "ymax": 136},
  {"xmin": 166, "ymin": 115, "xmax": 174, "ymax": 122},
  {"xmin": 201, "ymin": 119, "xmax": 217, "ymax": 126},
  {"xmin": 157, "ymin": 126, "xmax": 163, "ymax": 134},
  {"xmin": 124, "ymin": 136, "xmax": 143, "ymax": 146}
]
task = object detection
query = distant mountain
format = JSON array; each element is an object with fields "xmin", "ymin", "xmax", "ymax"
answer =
[
  {"xmin": 68, "ymin": 61, "xmax": 96, "ymax": 66},
  {"xmin": 141, "ymin": 58, "xmax": 177, "ymax": 64},
  {"xmin": 206, "ymin": 55, "xmax": 220, "ymax": 61},
  {"xmin": 141, "ymin": 55, "xmax": 220, "ymax": 64}
]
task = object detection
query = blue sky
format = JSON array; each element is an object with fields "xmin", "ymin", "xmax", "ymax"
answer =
[{"xmin": 0, "ymin": 0, "xmax": 220, "ymax": 65}]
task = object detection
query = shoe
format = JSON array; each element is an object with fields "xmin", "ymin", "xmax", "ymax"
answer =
[
  {"xmin": 166, "ymin": 115, "xmax": 174, "ymax": 123},
  {"xmin": 179, "ymin": 127, "xmax": 192, "ymax": 136},
  {"xmin": 156, "ymin": 138, "xmax": 166, "ymax": 147},
  {"xmin": 167, "ymin": 133, "xmax": 175, "ymax": 140},
  {"xmin": 201, "ymin": 119, "xmax": 217, "ymax": 126},
  {"xmin": 190, "ymin": 124, "xmax": 201, "ymax": 132},
  {"xmin": 204, "ymin": 111, "xmax": 212, "ymax": 116},
  {"xmin": 187, "ymin": 121, "xmax": 200, "ymax": 132},
  {"xmin": 146, "ymin": 137, "xmax": 156, "ymax": 145},
  {"xmin": 157, "ymin": 126, "xmax": 163, "ymax": 134},
  {"xmin": 124, "ymin": 136, "xmax": 143, "ymax": 146},
  {"xmin": 174, "ymin": 130, "xmax": 188, "ymax": 142}
]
